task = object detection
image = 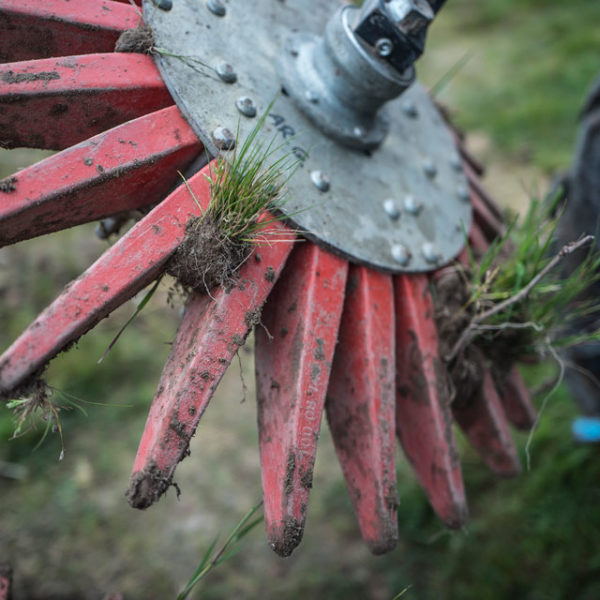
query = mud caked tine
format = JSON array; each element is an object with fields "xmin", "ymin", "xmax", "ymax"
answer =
[
  {"xmin": 0, "ymin": 54, "xmax": 172, "ymax": 150},
  {"xmin": 326, "ymin": 264, "xmax": 398, "ymax": 554},
  {"xmin": 255, "ymin": 242, "xmax": 348, "ymax": 556},
  {"xmin": 0, "ymin": 0, "xmax": 140, "ymax": 62},
  {"xmin": 394, "ymin": 274, "xmax": 469, "ymax": 528},
  {"xmin": 128, "ymin": 219, "xmax": 296, "ymax": 509},
  {"xmin": 0, "ymin": 106, "xmax": 201, "ymax": 247},
  {"xmin": 0, "ymin": 164, "xmax": 214, "ymax": 395}
]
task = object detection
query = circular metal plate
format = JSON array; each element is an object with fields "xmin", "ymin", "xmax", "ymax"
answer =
[{"xmin": 144, "ymin": 0, "xmax": 471, "ymax": 273}]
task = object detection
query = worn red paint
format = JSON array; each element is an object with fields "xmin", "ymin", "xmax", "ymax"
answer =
[
  {"xmin": 0, "ymin": 105, "xmax": 201, "ymax": 247},
  {"xmin": 326, "ymin": 264, "xmax": 398, "ymax": 554},
  {"xmin": 394, "ymin": 273, "xmax": 468, "ymax": 528},
  {"xmin": 453, "ymin": 368, "xmax": 522, "ymax": 477},
  {"xmin": 0, "ymin": 53, "xmax": 172, "ymax": 150},
  {"xmin": 255, "ymin": 243, "xmax": 348, "ymax": 556},
  {"xmin": 0, "ymin": 163, "xmax": 214, "ymax": 395},
  {"xmin": 128, "ymin": 219, "xmax": 296, "ymax": 509},
  {"xmin": 0, "ymin": 0, "xmax": 139, "ymax": 62}
]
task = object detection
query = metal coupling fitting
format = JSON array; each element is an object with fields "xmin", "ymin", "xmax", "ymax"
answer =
[{"xmin": 354, "ymin": 0, "xmax": 434, "ymax": 73}]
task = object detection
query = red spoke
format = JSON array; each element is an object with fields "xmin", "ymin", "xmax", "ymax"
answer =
[
  {"xmin": 127, "ymin": 221, "xmax": 296, "ymax": 509},
  {"xmin": 326, "ymin": 265, "xmax": 397, "ymax": 554},
  {"xmin": 394, "ymin": 274, "xmax": 468, "ymax": 528},
  {"xmin": 0, "ymin": 164, "xmax": 212, "ymax": 395},
  {"xmin": 0, "ymin": 0, "xmax": 140, "ymax": 63},
  {"xmin": 452, "ymin": 368, "xmax": 522, "ymax": 476},
  {"xmin": 255, "ymin": 243, "xmax": 348, "ymax": 556},
  {"xmin": 0, "ymin": 105, "xmax": 201, "ymax": 247},
  {"xmin": 494, "ymin": 365, "xmax": 537, "ymax": 430},
  {"xmin": 0, "ymin": 53, "xmax": 172, "ymax": 150}
]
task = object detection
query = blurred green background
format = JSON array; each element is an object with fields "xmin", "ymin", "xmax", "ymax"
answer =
[{"xmin": 1, "ymin": 0, "xmax": 600, "ymax": 598}]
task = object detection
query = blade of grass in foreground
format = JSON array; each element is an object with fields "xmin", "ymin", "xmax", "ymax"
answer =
[
  {"xmin": 98, "ymin": 277, "xmax": 162, "ymax": 364},
  {"xmin": 177, "ymin": 501, "xmax": 264, "ymax": 600}
]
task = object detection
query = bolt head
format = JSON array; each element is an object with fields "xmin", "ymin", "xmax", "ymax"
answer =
[
  {"xmin": 216, "ymin": 62, "xmax": 237, "ymax": 84},
  {"xmin": 402, "ymin": 100, "xmax": 418, "ymax": 118},
  {"xmin": 383, "ymin": 199, "xmax": 400, "ymax": 220},
  {"xmin": 421, "ymin": 242, "xmax": 440, "ymax": 264},
  {"xmin": 385, "ymin": 0, "xmax": 434, "ymax": 35},
  {"xmin": 305, "ymin": 90, "xmax": 319, "ymax": 104},
  {"xmin": 450, "ymin": 154, "xmax": 463, "ymax": 172},
  {"xmin": 403, "ymin": 194, "xmax": 422, "ymax": 215},
  {"xmin": 423, "ymin": 158, "xmax": 437, "ymax": 179},
  {"xmin": 310, "ymin": 170, "xmax": 330, "ymax": 192},
  {"xmin": 457, "ymin": 184, "xmax": 470, "ymax": 202},
  {"xmin": 212, "ymin": 127, "xmax": 235, "ymax": 151},
  {"xmin": 375, "ymin": 38, "xmax": 394, "ymax": 58},
  {"xmin": 236, "ymin": 96, "xmax": 257, "ymax": 118},
  {"xmin": 206, "ymin": 0, "xmax": 226, "ymax": 17},
  {"xmin": 391, "ymin": 243, "xmax": 411, "ymax": 266},
  {"xmin": 152, "ymin": 0, "xmax": 172, "ymax": 10},
  {"xmin": 353, "ymin": 126, "xmax": 365, "ymax": 138}
]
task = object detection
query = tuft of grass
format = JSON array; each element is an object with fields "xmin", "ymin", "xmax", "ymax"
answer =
[
  {"xmin": 434, "ymin": 191, "xmax": 600, "ymax": 414},
  {"xmin": 201, "ymin": 107, "xmax": 299, "ymax": 244},
  {"xmin": 168, "ymin": 105, "xmax": 299, "ymax": 294},
  {"xmin": 5, "ymin": 380, "xmax": 90, "ymax": 461},
  {"xmin": 455, "ymin": 196, "xmax": 600, "ymax": 363}
]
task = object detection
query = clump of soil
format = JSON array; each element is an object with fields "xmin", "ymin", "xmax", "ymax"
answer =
[
  {"xmin": 0, "ymin": 375, "xmax": 54, "ymax": 438},
  {"xmin": 271, "ymin": 517, "xmax": 304, "ymax": 558},
  {"xmin": 433, "ymin": 268, "xmax": 484, "ymax": 404},
  {"xmin": 0, "ymin": 176, "xmax": 17, "ymax": 193},
  {"xmin": 0, "ymin": 374, "xmax": 48, "ymax": 406},
  {"xmin": 167, "ymin": 214, "xmax": 251, "ymax": 295},
  {"xmin": 126, "ymin": 461, "xmax": 174, "ymax": 510},
  {"xmin": 434, "ymin": 265, "xmax": 533, "ymax": 404},
  {"xmin": 114, "ymin": 24, "xmax": 155, "ymax": 55}
]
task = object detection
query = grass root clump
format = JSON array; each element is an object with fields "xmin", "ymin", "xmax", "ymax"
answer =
[
  {"xmin": 167, "ymin": 213, "xmax": 250, "ymax": 294},
  {"xmin": 167, "ymin": 105, "xmax": 298, "ymax": 296},
  {"xmin": 115, "ymin": 24, "xmax": 155, "ymax": 55}
]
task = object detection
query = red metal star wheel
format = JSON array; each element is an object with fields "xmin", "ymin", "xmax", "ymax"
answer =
[{"xmin": 0, "ymin": 0, "xmax": 537, "ymax": 557}]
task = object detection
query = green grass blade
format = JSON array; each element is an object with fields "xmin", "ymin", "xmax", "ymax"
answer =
[{"xmin": 98, "ymin": 278, "xmax": 162, "ymax": 364}]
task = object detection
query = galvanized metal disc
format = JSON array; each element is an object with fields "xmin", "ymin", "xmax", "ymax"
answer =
[{"xmin": 143, "ymin": 0, "xmax": 471, "ymax": 273}]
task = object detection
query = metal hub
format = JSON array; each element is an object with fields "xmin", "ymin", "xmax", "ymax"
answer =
[{"xmin": 144, "ymin": 0, "xmax": 471, "ymax": 273}]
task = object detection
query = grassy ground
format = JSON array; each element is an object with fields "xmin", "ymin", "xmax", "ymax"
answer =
[{"xmin": 1, "ymin": 0, "xmax": 600, "ymax": 598}]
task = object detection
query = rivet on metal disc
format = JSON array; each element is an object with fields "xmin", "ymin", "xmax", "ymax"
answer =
[
  {"xmin": 212, "ymin": 127, "xmax": 235, "ymax": 151},
  {"xmin": 383, "ymin": 199, "xmax": 400, "ymax": 220},
  {"xmin": 285, "ymin": 40, "xmax": 299, "ymax": 57},
  {"xmin": 151, "ymin": 0, "xmax": 173, "ymax": 10},
  {"xmin": 353, "ymin": 126, "xmax": 365, "ymax": 138},
  {"xmin": 375, "ymin": 38, "xmax": 393, "ymax": 57},
  {"xmin": 216, "ymin": 62, "xmax": 237, "ymax": 84},
  {"xmin": 310, "ymin": 170, "xmax": 330, "ymax": 192},
  {"xmin": 391, "ymin": 244, "xmax": 411, "ymax": 266},
  {"xmin": 402, "ymin": 100, "xmax": 418, "ymax": 118},
  {"xmin": 423, "ymin": 158, "xmax": 437, "ymax": 179},
  {"xmin": 457, "ymin": 184, "xmax": 470, "ymax": 202},
  {"xmin": 206, "ymin": 0, "xmax": 226, "ymax": 17},
  {"xmin": 236, "ymin": 96, "xmax": 257, "ymax": 118},
  {"xmin": 450, "ymin": 154, "xmax": 463, "ymax": 172},
  {"xmin": 404, "ymin": 194, "xmax": 422, "ymax": 215},
  {"xmin": 422, "ymin": 242, "xmax": 440, "ymax": 264},
  {"xmin": 305, "ymin": 90, "xmax": 319, "ymax": 104}
]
